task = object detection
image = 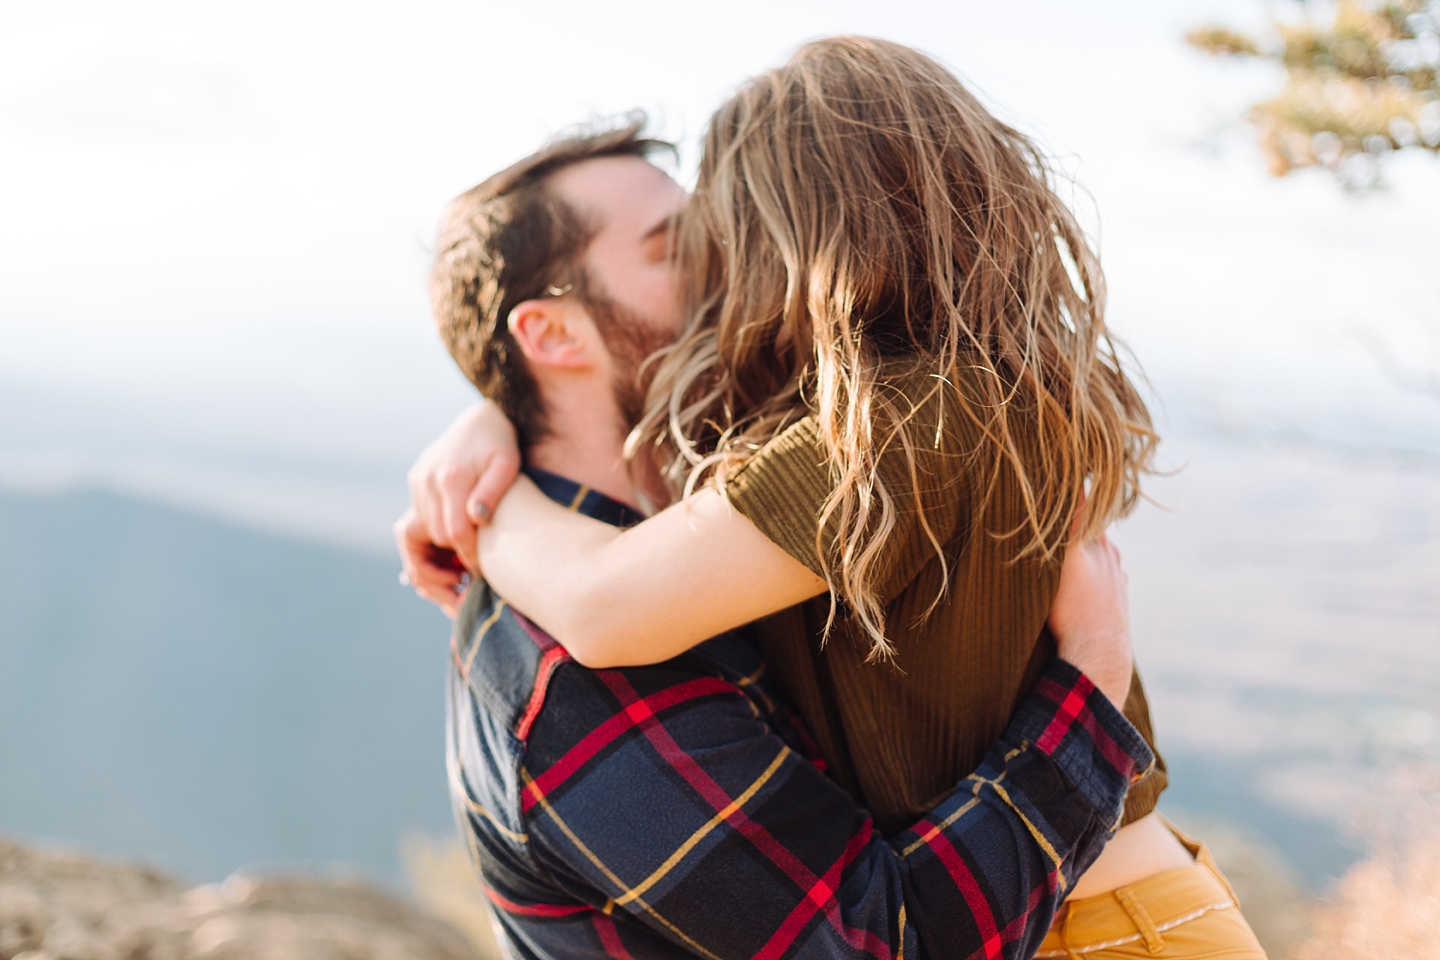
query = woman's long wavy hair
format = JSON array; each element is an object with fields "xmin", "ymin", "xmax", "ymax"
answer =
[{"xmin": 632, "ymin": 36, "xmax": 1157, "ymax": 660}]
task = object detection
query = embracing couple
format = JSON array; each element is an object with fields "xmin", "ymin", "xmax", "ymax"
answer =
[{"xmin": 396, "ymin": 36, "xmax": 1266, "ymax": 960}]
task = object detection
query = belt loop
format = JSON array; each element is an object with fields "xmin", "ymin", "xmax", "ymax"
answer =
[
  {"xmin": 1058, "ymin": 902, "xmax": 1082, "ymax": 960},
  {"xmin": 1115, "ymin": 887, "xmax": 1166, "ymax": 955}
]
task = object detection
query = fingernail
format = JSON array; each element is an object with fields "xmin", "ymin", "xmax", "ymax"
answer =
[{"xmin": 473, "ymin": 502, "xmax": 492, "ymax": 524}]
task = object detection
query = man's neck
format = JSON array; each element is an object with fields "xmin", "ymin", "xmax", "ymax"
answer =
[{"xmin": 525, "ymin": 397, "xmax": 639, "ymax": 511}]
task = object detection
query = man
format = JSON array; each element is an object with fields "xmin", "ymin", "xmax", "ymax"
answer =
[{"xmin": 394, "ymin": 119, "xmax": 1152, "ymax": 960}]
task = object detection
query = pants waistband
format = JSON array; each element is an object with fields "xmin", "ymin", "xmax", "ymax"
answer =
[{"xmin": 1039, "ymin": 818, "xmax": 1239, "ymax": 956}]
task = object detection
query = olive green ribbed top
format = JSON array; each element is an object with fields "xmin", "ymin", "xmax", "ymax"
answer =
[{"xmin": 727, "ymin": 369, "xmax": 1166, "ymax": 834}]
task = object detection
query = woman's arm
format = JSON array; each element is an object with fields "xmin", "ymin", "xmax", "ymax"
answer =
[
  {"xmin": 394, "ymin": 400, "xmax": 824, "ymax": 655},
  {"xmin": 479, "ymin": 476, "xmax": 828, "ymax": 667}
]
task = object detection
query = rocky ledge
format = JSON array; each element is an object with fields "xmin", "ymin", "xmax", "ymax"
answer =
[{"xmin": 0, "ymin": 838, "xmax": 480, "ymax": 960}]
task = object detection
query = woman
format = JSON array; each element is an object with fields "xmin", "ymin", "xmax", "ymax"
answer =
[{"xmin": 408, "ymin": 37, "xmax": 1264, "ymax": 959}]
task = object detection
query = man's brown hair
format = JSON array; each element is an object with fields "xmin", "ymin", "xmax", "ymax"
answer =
[{"xmin": 430, "ymin": 114, "xmax": 671, "ymax": 447}]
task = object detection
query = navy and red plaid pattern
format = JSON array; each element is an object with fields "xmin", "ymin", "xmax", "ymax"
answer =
[{"xmin": 445, "ymin": 471, "xmax": 1153, "ymax": 960}]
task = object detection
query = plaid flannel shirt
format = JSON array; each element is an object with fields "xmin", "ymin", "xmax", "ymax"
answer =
[{"xmin": 446, "ymin": 467, "xmax": 1154, "ymax": 960}]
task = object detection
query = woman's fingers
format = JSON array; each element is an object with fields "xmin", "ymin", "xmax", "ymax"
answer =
[
  {"xmin": 395, "ymin": 399, "xmax": 524, "ymax": 599},
  {"xmin": 435, "ymin": 463, "xmax": 482, "ymax": 571},
  {"xmin": 394, "ymin": 507, "xmax": 468, "ymax": 618},
  {"xmin": 412, "ymin": 566, "xmax": 465, "ymax": 618},
  {"xmin": 468, "ymin": 447, "xmax": 522, "ymax": 525},
  {"xmin": 411, "ymin": 470, "xmax": 448, "ymax": 550}
]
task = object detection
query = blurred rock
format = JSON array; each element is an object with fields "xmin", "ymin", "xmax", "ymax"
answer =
[
  {"xmin": 399, "ymin": 834, "xmax": 503, "ymax": 960},
  {"xmin": 1294, "ymin": 821, "xmax": 1440, "ymax": 960},
  {"xmin": 0, "ymin": 837, "xmax": 479, "ymax": 960}
]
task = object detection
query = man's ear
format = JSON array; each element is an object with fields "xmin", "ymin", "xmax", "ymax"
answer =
[{"xmin": 508, "ymin": 299, "xmax": 595, "ymax": 371}]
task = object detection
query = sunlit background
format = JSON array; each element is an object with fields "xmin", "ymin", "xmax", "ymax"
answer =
[{"xmin": 3, "ymin": 0, "xmax": 1438, "ymax": 953}]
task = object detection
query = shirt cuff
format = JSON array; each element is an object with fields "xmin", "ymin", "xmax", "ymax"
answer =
[{"xmin": 1007, "ymin": 659, "xmax": 1156, "ymax": 823}]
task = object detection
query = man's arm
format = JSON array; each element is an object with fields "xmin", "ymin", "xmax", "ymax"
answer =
[{"xmin": 508, "ymin": 655, "xmax": 1151, "ymax": 960}]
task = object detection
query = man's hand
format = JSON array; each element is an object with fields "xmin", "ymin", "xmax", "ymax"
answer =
[
  {"xmin": 1048, "ymin": 535, "xmax": 1132, "ymax": 709},
  {"xmin": 404, "ymin": 400, "xmax": 522, "ymax": 572}
]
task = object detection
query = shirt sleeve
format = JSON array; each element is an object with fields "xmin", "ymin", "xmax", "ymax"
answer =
[
  {"xmin": 516, "ymin": 657, "xmax": 1153, "ymax": 960},
  {"xmin": 725, "ymin": 390, "xmax": 976, "ymax": 605}
]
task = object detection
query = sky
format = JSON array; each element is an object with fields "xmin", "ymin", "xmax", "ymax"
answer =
[{"xmin": 1, "ymin": 0, "xmax": 1438, "ymax": 549}]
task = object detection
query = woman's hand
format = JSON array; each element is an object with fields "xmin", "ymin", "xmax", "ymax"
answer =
[
  {"xmin": 395, "ymin": 400, "xmax": 522, "ymax": 610},
  {"xmin": 1047, "ymin": 535, "xmax": 1132, "ymax": 709},
  {"xmin": 393, "ymin": 507, "xmax": 468, "ymax": 618}
]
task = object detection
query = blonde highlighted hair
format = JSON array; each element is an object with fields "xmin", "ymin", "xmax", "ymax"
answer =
[{"xmin": 634, "ymin": 36, "xmax": 1156, "ymax": 659}]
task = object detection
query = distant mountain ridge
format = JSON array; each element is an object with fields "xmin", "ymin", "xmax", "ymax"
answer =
[{"xmin": 0, "ymin": 487, "xmax": 454, "ymax": 883}]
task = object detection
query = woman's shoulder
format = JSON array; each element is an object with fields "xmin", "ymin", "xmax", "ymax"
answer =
[
  {"xmin": 726, "ymin": 354, "xmax": 1002, "ymax": 489},
  {"xmin": 722, "ymin": 415, "xmax": 831, "ymax": 579},
  {"xmin": 872, "ymin": 357, "xmax": 991, "ymax": 452}
]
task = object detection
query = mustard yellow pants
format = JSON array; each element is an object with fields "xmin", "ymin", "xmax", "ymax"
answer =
[{"xmin": 1038, "ymin": 819, "xmax": 1267, "ymax": 959}]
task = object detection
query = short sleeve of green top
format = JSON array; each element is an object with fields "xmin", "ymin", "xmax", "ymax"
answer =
[
  {"xmin": 723, "ymin": 411, "xmax": 973, "ymax": 605},
  {"xmin": 725, "ymin": 368, "xmax": 1167, "ymax": 834}
]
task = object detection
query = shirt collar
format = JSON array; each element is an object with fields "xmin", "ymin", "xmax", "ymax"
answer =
[{"xmin": 522, "ymin": 465, "xmax": 646, "ymax": 529}]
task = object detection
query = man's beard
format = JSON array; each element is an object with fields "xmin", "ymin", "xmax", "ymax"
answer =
[{"xmin": 582, "ymin": 288, "xmax": 674, "ymax": 431}]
